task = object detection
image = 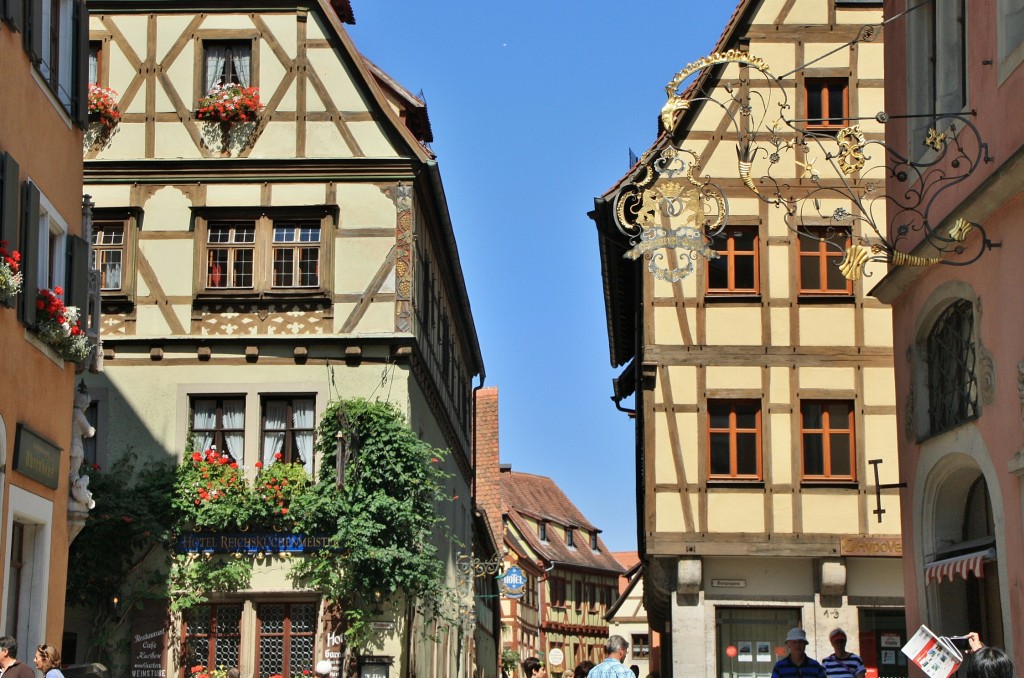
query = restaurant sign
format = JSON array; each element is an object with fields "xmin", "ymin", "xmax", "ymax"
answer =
[
  {"xmin": 840, "ymin": 536, "xmax": 903, "ymax": 557},
  {"xmin": 176, "ymin": 532, "xmax": 338, "ymax": 554}
]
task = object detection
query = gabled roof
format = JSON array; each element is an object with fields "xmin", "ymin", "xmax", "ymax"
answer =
[
  {"xmin": 501, "ymin": 470, "xmax": 624, "ymax": 574},
  {"xmin": 362, "ymin": 55, "xmax": 434, "ymax": 146}
]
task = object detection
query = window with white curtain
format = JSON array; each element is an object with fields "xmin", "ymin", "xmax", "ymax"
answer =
[
  {"xmin": 261, "ymin": 397, "xmax": 315, "ymax": 474},
  {"xmin": 190, "ymin": 396, "xmax": 245, "ymax": 462},
  {"xmin": 203, "ymin": 41, "xmax": 252, "ymax": 93}
]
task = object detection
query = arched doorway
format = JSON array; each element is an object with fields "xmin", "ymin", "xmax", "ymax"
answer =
[{"xmin": 924, "ymin": 463, "xmax": 1002, "ymax": 646}]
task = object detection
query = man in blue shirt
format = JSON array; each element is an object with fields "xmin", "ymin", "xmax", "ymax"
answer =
[
  {"xmin": 587, "ymin": 636, "xmax": 635, "ymax": 678},
  {"xmin": 771, "ymin": 628, "xmax": 826, "ymax": 678},
  {"xmin": 822, "ymin": 628, "xmax": 866, "ymax": 678}
]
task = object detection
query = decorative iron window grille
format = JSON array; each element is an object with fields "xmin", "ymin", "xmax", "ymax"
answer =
[{"xmin": 926, "ymin": 299, "xmax": 978, "ymax": 435}]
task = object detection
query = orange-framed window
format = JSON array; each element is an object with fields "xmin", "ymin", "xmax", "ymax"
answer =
[
  {"xmin": 707, "ymin": 226, "xmax": 759, "ymax": 294},
  {"xmin": 799, "ymin": 226, "xmax": 853, "ymax": 295},
  {"xmin": 708, "ymin": 400, "xmax": 762, "ymax": 479},
  {"xmin": 805, "ymin": 78, "xmax": 849, "ymax": 131},
  {"xmin": 801, "ymin": 400, "xmax": 855, "ymax": 480},
  {"xmin": 255, "ymin": 602, "xmax": 317, "ymax": 678}
]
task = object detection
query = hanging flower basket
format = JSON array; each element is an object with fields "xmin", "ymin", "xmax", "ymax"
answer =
[
  {"xmin": 196, "ymin": 84, "xmax": 263, "ymax": 124},
  {"xmin": 33, "ymin": 287, "xmax": 91, "ymax": 361},
  {"xmin": 88, "ymin": 85, "xmax": 121, "ymax": 132},
  {"xmin": 0, "ymin": 240, "xmax": 23, "ymax": 301}
]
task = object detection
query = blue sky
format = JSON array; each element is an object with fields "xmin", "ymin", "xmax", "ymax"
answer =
[{"xmin": 348, "ymin": 2, "xmax": 737, "ymax": 551}]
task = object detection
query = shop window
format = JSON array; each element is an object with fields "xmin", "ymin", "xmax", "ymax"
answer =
[
  {"xmin": 191, "ymin": 396, "xmax": 245, "ymax": 462},
  {"xmin": 801, "ymin": 400, "xmax": 855, "ymax": 480},
  {"xmin": 799, "ymin": 227, "xmax": 852, "ymax": 295},
  {"xmin": 805, "ymin": 78, "xmax": 849, "ymax": 131},
  {"xmin": 181, "ymin": 604, "xmax": 242, "ymax": 674},
  {"xmin": 256, "ymin": 602, "xmax": 317, "ymax": 678},
  {"xmin": 195, "ymin": 209, "xmax": 327, "ymax": 296},
  {"xmin": 716, "ymin": 607, "xmax": 799, "ymax": 677},
  {"xmin": 261, "ymin": 396, "xmax": 315, "ymax": 472},
  {"xmin": 708, "ymin": 400, "xmax": 762, "ymax": 480},
  {"xmin": 926, "ymin": 300, "xmax": 978, "ymax": 435},
  {"xmin": 631, "ymin": 635, "xmax": 650, "ymax": 660},
  {"xmin": 707, "ymin": 226, "xmax": 759, "ymax": 295},
  {"xmin": 203, "ymin": 40, "xmax": 252, "ymax": 92}
]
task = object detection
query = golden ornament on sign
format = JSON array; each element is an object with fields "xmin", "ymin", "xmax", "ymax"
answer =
[
  {"xmin": 835, "ymin": 126, "xmax": 868, "ymax": 175},
  {"xmin": 661, "ymin": 50, "xmax": 770, "ymax": 135},
  {"xmin": 839, "ymin": 245, "xmax": 872, "ymax": 281},
  {"xmin": 949, "ymin": 217, "xmax": 973, "ymax": 242},
  {"xmin": 924, "ymin": 128, "xmax": 947, "ymax": 151}
]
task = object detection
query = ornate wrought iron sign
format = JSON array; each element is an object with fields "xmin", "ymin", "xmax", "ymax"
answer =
[{"xmin": 615, "ymin": 10, "xmax": 995, "ymax": 283}]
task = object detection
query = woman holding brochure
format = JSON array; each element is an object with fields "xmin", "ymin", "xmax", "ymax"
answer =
[{"xmin": 961, "ymin": 633, "xmax": 1014, "ymax": 678}]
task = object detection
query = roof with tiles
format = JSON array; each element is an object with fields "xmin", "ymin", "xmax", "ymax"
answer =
[{"xmin": 501, "ymin": 469, "xmax": 624, "ymax": 574}]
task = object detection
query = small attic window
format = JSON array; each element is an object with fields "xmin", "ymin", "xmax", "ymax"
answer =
[
  {"xmin": 590, "ymin": 532, "xmax": 599, "ymax": 550},
  {"xmin": 539, "ymin": 522, "xmax": 547, "ymax": 542},
  {"xmin": 566, "ymin": 528, "xmax": 575, "ymax": 548}
]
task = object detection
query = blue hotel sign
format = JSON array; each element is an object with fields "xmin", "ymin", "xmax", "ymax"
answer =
[
  {"xmin": 500, "ymin": 565, "xmax": 527, "ymax": 599},
  {"xmin": 177, "ymin": 532, "xmax": 337, "ymax": 554}
]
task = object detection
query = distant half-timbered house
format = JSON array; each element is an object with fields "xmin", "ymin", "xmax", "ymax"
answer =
[{"xmin": 74, "ymin": 1, "xmax": 486, "ymax": 676}]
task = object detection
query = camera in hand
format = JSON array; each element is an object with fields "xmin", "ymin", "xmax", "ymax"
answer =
[{"xmin": 949, "ymin": 636, "xmax": 971, "ymax": 652}]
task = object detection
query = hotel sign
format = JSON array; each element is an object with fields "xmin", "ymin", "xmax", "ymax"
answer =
[
  {"xmin": 176, "ymin": 532, "xmax": 338, "ymax": 554},
  {"xmin": 13, "ymin": 425, "xmax": 62, "ymax": 489},
  {"xmin": 840, "ymin": 536, "xmax": 903, "ymax": 557}
]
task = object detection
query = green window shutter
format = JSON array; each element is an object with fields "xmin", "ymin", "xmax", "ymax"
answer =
[
  {"xmin": 72, "ymin": 0, "xmax": 89, "ymax": 128},
  {"xmin": 67, "ymin": 233, "xmax": 89, "ymax": 315},
  {"xmin": 24, "ymin": 0, "xmax": 42, "ymax": 64},
  {"xmin": 2, "ymin": 0, "xmax": 25, "ymax": 33},
  {"xmin": 19, "ymin": 180, "xmax": 40, "ymax": 326},
  {"xmin": 1, "ymin": 153, "xmax": 19, "ymax": 251}
]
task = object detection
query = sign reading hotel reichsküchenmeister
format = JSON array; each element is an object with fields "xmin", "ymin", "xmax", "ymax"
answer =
[
  {"xmin": 177, "ymin": 532, "xmax": 338, "ymax": 554},
  {"xmin": 13, "ymin": 425, "xmax": 62, "ymax": 489}
]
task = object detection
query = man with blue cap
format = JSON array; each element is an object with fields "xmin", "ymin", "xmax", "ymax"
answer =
[{"xmin": 771, "ymin": 628, "xmax": 826, "ymax": 678}]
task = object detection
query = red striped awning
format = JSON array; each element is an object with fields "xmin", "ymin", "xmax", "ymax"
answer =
[{"xmin": 924, "ymin": 548, "xmax": 995, "ymax": 585}]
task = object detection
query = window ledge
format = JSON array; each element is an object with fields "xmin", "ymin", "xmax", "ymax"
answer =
[
  {"xmin": 704, "ymin": 294, "xmax": 762, "ymax": 304},
  {"xmin": 797, "ymin": 294, "xmax": 856, "ymax": 305},
  {"xmin": 194, "ymin": 291, "xmax": 331, "ymax": 307},
  {"xmin": 706, "ymin": 480, "xmax": 765, "ymax": 489},
  {"xmin": 23, "ymin": 328, "xmax": 67, "ymax": 368},
  {"xmin": 800, "ymin": 480, "xmax": 859, "ymax": 490}
]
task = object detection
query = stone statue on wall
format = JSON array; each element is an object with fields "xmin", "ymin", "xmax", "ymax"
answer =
[
  {"xmin": 69, "ymin": 383, "xmax": 96, "ymax": 513},
  {"xmin": 70, "ymin": 383, "xmax": 95, "ymax": 484}
]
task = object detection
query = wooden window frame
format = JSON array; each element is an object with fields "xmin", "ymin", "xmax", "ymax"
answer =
[
  {"xmin": 706, "ymin": 226, "xmax": 760, "ymax": 295},
  {"xmin": 260, "ymin": 395, "xmax": 315, "ymax": 468},
  {"xmin": 566, "ymin": 527, "xmax": 574, "ymax": 548},
  {"xmin": 190, "ymin": 395, "xmax": 246, "ymax": 462},
  {"xmin": 632, "ymin": 634, "xmax": 651, "ymax": 660},
  {"xmin": 707, "ymin": 399, "xmax": 763, "ymax": 480},
  {"xmin": 538, "ymin": 521, "xmax": 547, "ymax": 542},
  {"xmin": 798, "ymin": 226, "xmax": 853, "ymax": 295},
  {"xmin": 800, "ymin": 400, "xmax": 856, "ymax": 481},
  {"xmin": 180, "ymin": 603, "xmax": 242, "ymax": 677},
  {"xmin": 90, "ymin": 207, "xmax": 141, "ymax": 308},
  {"xmin": 193, "ymin": 207, "xmax": 334, "ymax": 300},
  {"xmin": 589, "ymin": 531, "xmax": 598, "ymax": 551},
  {"xmin": 804, "ymin": 77, "xmax": 850, "ymax": 131},
  {"xmin": 193, "ymin": 31, "xmax": 259, "ymax": 105},
  {"xmin": 255, "ymin": 601, "xmax": 317, "ymax": 678},
  {"xmin": 574, "ymin": 581, "xmax": 583, "ymax": 610}
]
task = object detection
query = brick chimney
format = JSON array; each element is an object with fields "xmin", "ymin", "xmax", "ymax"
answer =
[{"xmin": 474, "ymin": 387, "xmax": 503, "ymax": 546}]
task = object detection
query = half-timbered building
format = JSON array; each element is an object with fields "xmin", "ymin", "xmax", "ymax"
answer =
[
  {"xmin": 73, "ymin": 1, "xmax": 486, "ymax": 676},
  {"xmin": 591, "ymin": 2, "xmax": 906, "ymax": 676}
]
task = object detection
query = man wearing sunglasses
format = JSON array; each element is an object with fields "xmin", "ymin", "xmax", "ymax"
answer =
[{"xmin": 823, "ymin": 628, "xmax": 866, "ymax": 678}]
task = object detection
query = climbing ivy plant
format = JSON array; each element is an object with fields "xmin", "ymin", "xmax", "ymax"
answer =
[{"xmin": 291, "ymin": 398, "xmax": 456, "ymax": 671}]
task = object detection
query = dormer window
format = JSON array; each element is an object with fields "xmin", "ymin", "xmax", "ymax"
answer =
[
  {"xmin": 566, "ymin": 528, "xmax": 575, "ymax": 548},
  {"xmin": 590, "ymin": 532, "xmax": 599, "ymax": 550},
  {"xmin": 539, "ymin": 522, "xmax": 547, "ymax": 542}
]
